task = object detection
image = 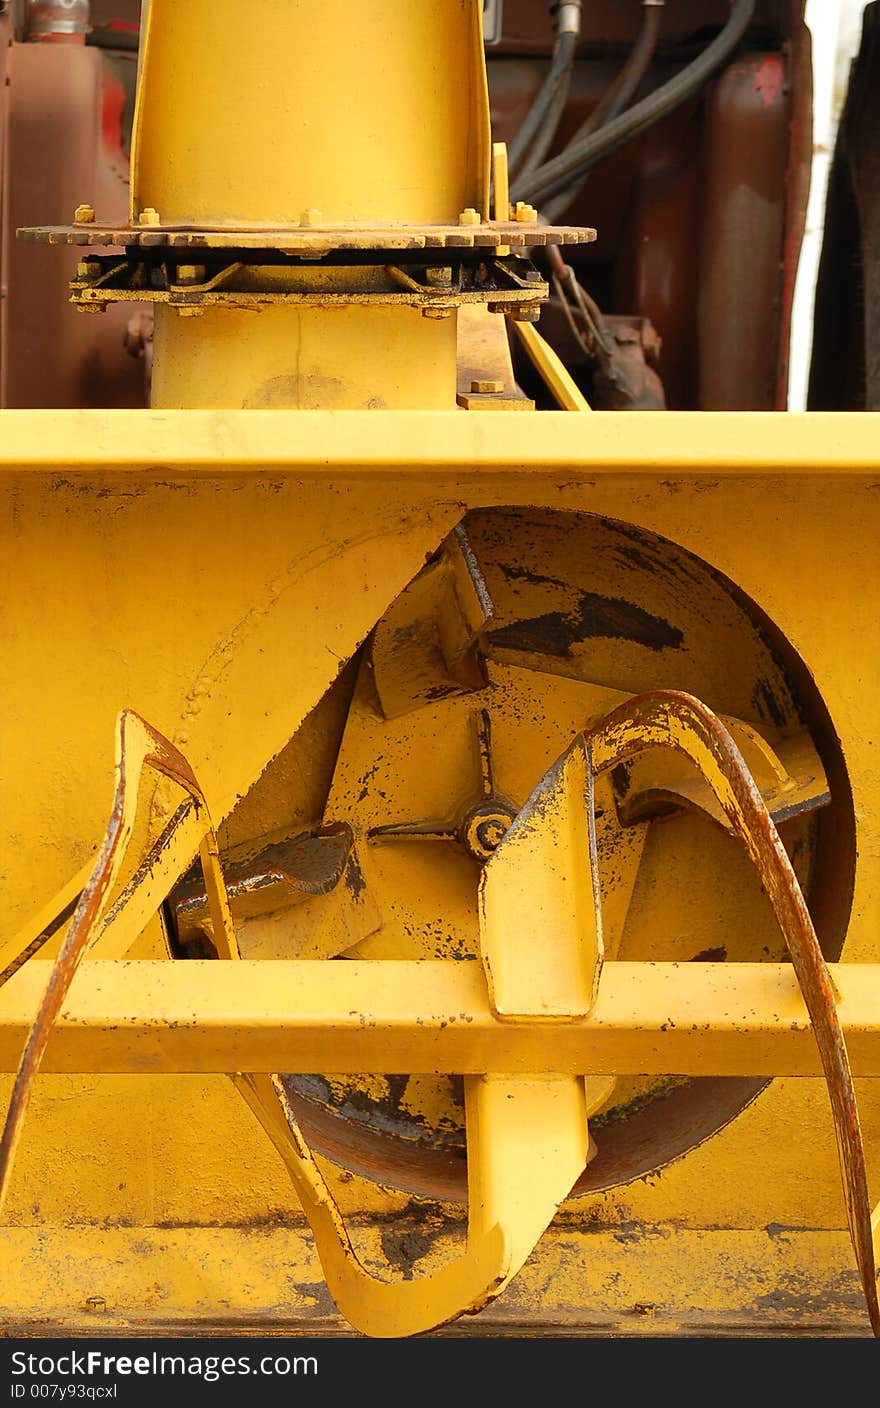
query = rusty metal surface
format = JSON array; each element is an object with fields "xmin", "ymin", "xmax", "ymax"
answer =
[
  {"xmin": 591, "ymin": 313, "xmax": 666, "ymax": 411},
  {"xmin": 544, "ymin": 245, "xmax": 666, "ymax": 408},
  {"xmin": 698, "ymin": 53, "xmax": 790, "ymax": 409},
  {"xmin": 19, "ymin": 220, "xmax": 596, "ymax": 253},
  {"xmin": 67, "ymin": 252, "xmax": 555, "ymax": 318},
  {"xmin": 613, "ymin": 99, "xmax": 701, "ymax": 410},
  {"xmin": 1, "ymin": 38, "xmax": 144, "ymax": 407}
]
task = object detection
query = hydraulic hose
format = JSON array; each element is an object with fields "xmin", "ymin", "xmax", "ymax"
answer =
[
  {"xmin": 586, "ymin": 0, "xmax": 665, "ymax": 136},
  {"xmin": 541, "ymin": 0, "xmax": 664, "ymax": 223},
  {"xmin": 512, "ymin": 0, "xmax": 756, "ymax": 208},
  {"xmin": 508, "ymin": 2, "xmax": 582, "ymax": 179},
  {"xmin": 514, "ymin": 47, "xmax": 577, "ymax": 185}
]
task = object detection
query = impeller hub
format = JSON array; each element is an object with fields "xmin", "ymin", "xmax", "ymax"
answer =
[{"xmin": 459, "ymin": 800, "xmax": 517, "ymax": 862}]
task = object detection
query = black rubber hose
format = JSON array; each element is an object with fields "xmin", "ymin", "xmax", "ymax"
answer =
[
  {"xmin": 512, "ymin": 0, "xmax": 756, "ymax": 208},
  {"xmin": 592, "ymin": 1, "xmax": 665, "ymax": 131},
  {"xmin": 514, "ymin": 49, "xmax": 578, "ymax": 185},
  {"xmin": 508, "ymin": 27, "xmax": 579, "ymax": 179},
  {"xmin": 541, "ymin": 0, "xmax": 664, "ymax": 222},
  {"xmin": 87, "ymin": 26, "xmax": 140, "ymax": 51}
]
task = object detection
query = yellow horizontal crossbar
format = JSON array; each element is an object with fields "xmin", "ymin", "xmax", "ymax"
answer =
[
  {"xmin": 2, "ymin": 960, "xmax": 880, "ymax": 1077},
  {"xmin": 0, "ymin": 410, "xmax": 879, "ymax": 475}
]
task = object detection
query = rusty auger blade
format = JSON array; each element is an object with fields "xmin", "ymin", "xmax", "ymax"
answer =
[
  {"xmin": 0, "ymin": 710, "xmax": 218, "ymax": 1215},
  {"xmin": 585, "ymin": 689, "xmax": 880, "ymax": 1336}
]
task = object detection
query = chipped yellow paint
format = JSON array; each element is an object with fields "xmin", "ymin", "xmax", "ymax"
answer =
[
  {"xmin": 0, "ymin": 1222, "xmax": 870, "ymax": 1336},
  {"xmin": 4, "ymin": 414, "xmax": 880, "ymax": 1332},
  {"xmin": 3, "ymin": 0, "xmax": 880, "ymax": 1334}
]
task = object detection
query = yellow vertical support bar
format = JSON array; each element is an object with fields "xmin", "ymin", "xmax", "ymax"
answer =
[{"xmin": 465, "ymin": 1075, "xmax": 589, "ymax": 1278}]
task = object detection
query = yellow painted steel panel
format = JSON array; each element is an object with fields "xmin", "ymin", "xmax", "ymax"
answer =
[{"xmin": 131, "ymin": 0, "xmax": 490, "ymax": 227}]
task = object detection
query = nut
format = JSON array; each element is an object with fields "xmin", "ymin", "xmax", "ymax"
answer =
[
  {"xmin": 514, "ymin": 201, "xmax": 538, "ymax": 223},
  {"xmin": 425, "ymin": 266, "xmax": 453, "ymax": 287},
  {"xmin": 84, "ymin": 1296, "xmax": 106, "ymax": 1314},
  {"xmin": 138, "ymin": 207, "xmax": 161, "ymax": 227},
  {"xmin": 300, "ymin": 208, "xmax": 323, "ymax": 227},
  {"xmin": 458, "ymin": 207, "xmax": 481, "ymax": 226},
  {"xmin": 74, "ymin": 203, "xmax": 95, "ymax": 224},
  {"xmin": 470, "ymin": 379, "xmax": 504, "ymax": 394},
  {"xmin": 175, "ymin": 264, "xmax": 206, "ymax": 285},
  {"xmin": 422, "ymin": 305, "xmax": 455, "ymax": 320}
]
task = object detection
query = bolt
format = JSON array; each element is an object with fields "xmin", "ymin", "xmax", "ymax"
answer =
[
  {"xmin": 76, "ymin": 302, "xmax": 107, "ymax": 315},
  {"xmin": 458, "ymin": 207, "xmax": 481, "ymax": 226},
  {"xmin": 525, "ymin": 269, "xmax": 544, "ymax": 283},
  {"xmin": 422, "ymin": 305, "xmax": 455, "ymax": 320},
  {"xmin": 514, "ymin": 201, "xmax": 538, "ymax": 223},
  {"xmin": 75, "ymin": 259, "xmax": 101, "ymax": 279},
  {"xmin": 460, "ymin": 802, "xmax": 516, "ymax": 862},
  {"xmin": 74, "ymin": 202, "xmax": 95, "ymax": 224},
  {"xmin": 84, "ymin": 1295, "xmax": 106, "ymax": 1314},
  {"xmin": 138, "ymin": 207, "xmax": 161, "ymax": 227},
  {"xmin": 470, "ymin": 378, "xmax": 504, "ymax": 394},
  {"xmin": 300, "ymin": 208, "xmax": 323, "ymax": 227},
  {"xmin": 175, "ymin": 264, "xmax": 206, "ymax": 285},
  {"xmin": 476, "ymin": 818, "xmax": 507, "ymax": 850},
  {"xmin": 175, "ymin": 306, "xmax": 205, "ymax": 318},
  {"xmin": 508, "ymin": 305, "xmax": 541, "ymax": 323}
]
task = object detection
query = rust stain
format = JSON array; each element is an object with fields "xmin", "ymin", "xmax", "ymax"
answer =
[{"xmin": 753, "ymin": 55, "xmax": 784, "ymax": 109}]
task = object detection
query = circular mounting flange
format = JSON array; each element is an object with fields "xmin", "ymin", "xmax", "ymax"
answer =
[
  {"xmin": 459, "ymin": 801, "xmax": 517, "ymax": 862},
  {"xmin": 18, "ymin": 221, "xmax": 597, "ymax": 256}
]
